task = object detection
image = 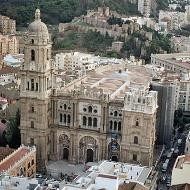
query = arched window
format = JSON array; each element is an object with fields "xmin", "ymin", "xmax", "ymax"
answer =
[
  {"xmin": 60, "ymin": 113, "xmax": 62, "ymax": 122},
  {"xmin": 83, "ymin": 116, "xmax": 87, "ymax": 126},
  {"xmin": 67, "ymin": 114, "xmax": 71, "ymax": 124},
  {"xmin": 64, "ymin": 114, "xmax": 66, "ymax": 123},
  {"xmin": 138, "ymin": 98, "xmax": 141, "ymax": 103},
  {"xmin": 31, "ymin": 49, "xmax": 35, "ymax": 61},
  {"xmin": 110, "ymin": 120, "xmax": 113, "ymax": 130},
  {"xmin": 31, "ymin": 39, "xmax": 34, "ymax": 44},
  {"xmin": 134, "ymin": 136, "xmax": 138, "ymax": 144},
  {"xmin": 114, "ymin": 111, "xmax": 118, "ymax": 117},
  {"xmin": 118, "ymin": 121, "xmax": 121, "ymax": 131},
  {"xmin": 88, "ymin": 106, "xmax": 92, "ymax": 113},
  {"xmin": 114, "ymin": 121, "xmax": 117, "ymax": 130},
  {"xmin": 31, "ymin": 121, "xmax": 34, "ymax": 128},
  {"xmin": 64, "ymin": 104, "xmax": 67, "ymax": 110},
  {"xmin": 136, "ymin": 119, "xmax": 139, "ymax": 127},
  {"xmin": 88, "ymin": 117, "xmax": 92, "ymax": 126},
  {"xmin": 93, "ymin": 118, "xmax": 97, "ymax": 127},
  {"xmin": 31, "ymin": 79, "xmax": 34, "ymax": 91}
]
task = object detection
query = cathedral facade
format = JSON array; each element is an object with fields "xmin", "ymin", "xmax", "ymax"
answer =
[{"xmin": 20, "ymin": 10, "xmax": 158, "ymax": 171}]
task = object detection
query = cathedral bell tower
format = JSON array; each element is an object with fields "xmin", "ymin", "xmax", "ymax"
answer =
[{"xmin": 20, "ymin": 9, "xmax": 53, "ymax": 172}]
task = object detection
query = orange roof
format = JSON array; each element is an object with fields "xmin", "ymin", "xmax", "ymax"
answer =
[{"xmin": 0, "ymin": 147, "xmax": 30, "ymax": 172}]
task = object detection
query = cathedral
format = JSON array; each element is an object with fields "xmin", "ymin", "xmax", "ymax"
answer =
[{"xmin": 20, "ymin": 9, "xmax": 158, "ymax": 171}]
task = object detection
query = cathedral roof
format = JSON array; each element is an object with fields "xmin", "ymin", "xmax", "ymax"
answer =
[{"xmin": 28, "ymin": 9, "xmax": 49, "ymax": 36}]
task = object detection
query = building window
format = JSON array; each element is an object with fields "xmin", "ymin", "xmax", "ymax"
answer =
[
  {"xmin": 31, "ymin": 79, "xmax": 34, "ymax": 91},
  {"xmin": 31, "ymin": 121, "xmax": 34, "ymax": 128},
  {"xmin": 30, "ymin": 138, "xmax": 34, "ymax": 145},
  {"xmin": 31, "ymin": 106, "xmax": 34, "ymax": 113},
  {"xmin": 133, "ymin": 154, "xmax": 137, "ymax": 161},
  {"xmin": 36, "ymin": 83, "xmax": 38, "ymax": 91},
  {"xmin": 67, "ymin": 114, "xmax": 71, "ymax": 124},
  {"xmin": 88, "ymin": 106, "xmax": 92, "ymax": 113},
  {"xmin": 28, "ymin": 162, "xmax": 31, "ymax": 169},
  {"xmin": 136, "ymin": 119, "xmax": 139, "ymax": 127},
  {"xmin": 93, "ymin": 118, "xmax": 97, "ymax": 127},
  {"xmin": 27, "ymin": 81, "xmax": 29, "ymax": 90},
  {"xmin": 47, "ymin": 49, "xmax": 49, "ymax": 60},
  {"xmin": 114, "ymin": 111, "xmax": 118, "ymax": 117},
  {"xmin": 134, "ymin": 136, "xmax": 138, "ymax": 144},
  {"xmin": 83, "ymin": 116, "xmax": 87, "ymax": 126},
  {"xmin": 64, "ymin": 104, "xmax": 67, "ymax": 110},
  {"xmin": 114, "ymin": 121, "xmax": 117, "ymax": 130},
  {"xmin": 31, "ymin": 49, "xmax": 35, "ymax": 61},
  {"xmin": 32, "ymin": 159, "xmax": 34, "ymax": 165},
  {"xmin": 31, "ymin": 39, "xmax": 34, "ymax": 44},
  {"xmin": 118, "ymin": 122, "xmax": 121, "ymax": 131},
  {"xmin": 88, "ymin": 117, "xmax": 92, "ymax": 126},
  {"xmin": 60, "ymin": 113, "xmax": 62, "ymax": 122},
  {"xmin": 110, "ymin": 120, "xmax": 113, "ymax": 130},
  {"xmin": 64, "ymin": 114, "xmax": 66, "ymax": 123}
]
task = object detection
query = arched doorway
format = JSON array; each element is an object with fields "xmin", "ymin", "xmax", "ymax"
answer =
[
  {"xmin": 79, "ymin": 136, "xmax": 97, "ymax": 163},
  {"xmin": 86, "ymin": 149, "xmax": 93, "ymax": 162},
  {"xmin": 112, "ymin": 156, "xmax": 118, "ymax": 162},
  {"xmin": 108, "ymin": 140, "xmax": 120, "ymax": 161},
  {"xmin": 58, "ymin": 134, "xmax": 70, "ymax": 160},
  {"xmin": 63, "ymin": 148, "xmax": 69, "ymax": 160}
]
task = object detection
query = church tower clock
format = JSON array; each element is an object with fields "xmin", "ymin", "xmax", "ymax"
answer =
[{"xmin": 20, "ymin": 9, "xmax": 53, "ymax": 172}]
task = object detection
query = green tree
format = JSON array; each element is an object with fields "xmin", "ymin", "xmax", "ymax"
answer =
[{"xmin": 5, "ymin": 109, "xmax": 21, "ymax": 148}]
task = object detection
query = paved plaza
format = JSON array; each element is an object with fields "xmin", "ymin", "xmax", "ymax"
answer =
[{"xmin": 47, "ymin": 160, "xmax": 98, "ymax": 178}]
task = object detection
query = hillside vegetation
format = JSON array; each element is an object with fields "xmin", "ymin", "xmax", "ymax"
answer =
[{"xmin": 0, "ymin": 0, "xmax": 138, "ymax": 27}]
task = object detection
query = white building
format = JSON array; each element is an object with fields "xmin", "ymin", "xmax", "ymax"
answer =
[
  {"xmin": 3, "ymin": 54, "xmax": 24, "ymax": 67},
  {"xmin": 54, "ymin": 52, "xmax": 125, "ymax": 77},
  {"xmin": 171, "ymin": 36, "xmax": 190, "ymax": 53},
  {"xmin": 171, "ymin": 155, "xmax": 190, "ymax": 186},
  {"xmin": 0, "ymin": 97, "xmax": 8, "ymax": 111},
  {"xmin": 138, "ymin": 0, "xmax": 151, "ymax": 17},
  {"xmin": 0, "ymin": 66, "xmax": 19, "ymax": 86},
  {"xmin": 158, "ymin": 10, "xmax": 185, "ymax": 31},
  {"xmin": 62, "ymin": 160, "xmax": 154, "ymax": 190},
  {"xmin": 185, "ymin": 131, "xmax": 190, "ymax": 155},
  {"xmin": 151, "ymin": 53, "xmax": 190, "ymax": 76}
]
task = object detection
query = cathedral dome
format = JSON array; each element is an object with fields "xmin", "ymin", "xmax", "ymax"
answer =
[{"xmin": 28, "ymin": 9, "xmax": 49, "ymax": 36}]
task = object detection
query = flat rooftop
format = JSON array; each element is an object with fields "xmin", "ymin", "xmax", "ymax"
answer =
[
  {"xmin": 0, "ymin": 175, "xmax": 39, "ymax": 190},
  {"xmin": 59, "ymin": 64, "xmax": 151, "ymax": 100},
  {"xmin": 62, "ymin": 160, "xmax": 152, "ymax": 190},
  {"xmin": 174, "ymin": 155, "xmax": 190, "ymax": 169}
]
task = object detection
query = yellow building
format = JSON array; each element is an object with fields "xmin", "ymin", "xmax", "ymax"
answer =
[
  {"xmin": 0, "ymin": 15, "xmax": 16, "ymax": 34},
  {"xmin": 0, "ymin": 34, "xmax": 18, "ymax": 60},
  {"xmin": 0, "ymin": 145, "xmax": 36, "ymax": 177}
]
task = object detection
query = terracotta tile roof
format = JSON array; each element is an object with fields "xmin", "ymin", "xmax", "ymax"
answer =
[
  {"xmin": 0, "ymin": 147, "xmax": 15, "ymax": 161},
  {"xmin": 0, "ymin": 147, "xmax": 30, "ymax": 172},
  {"xmin": 0, "ymin": 66, "xmax": 19, "ymax": 75}
]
